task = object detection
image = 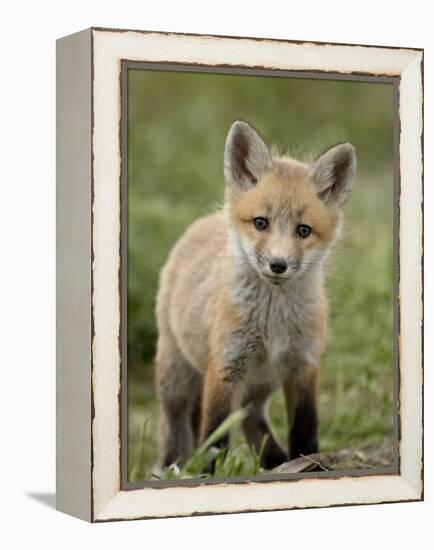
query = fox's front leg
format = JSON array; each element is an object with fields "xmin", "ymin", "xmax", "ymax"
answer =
[
  {"xmin": 200, "ymin": 362, "xmax": 238, "ymax": 450},
  {"xmin": 200, "ymin": 310, "xmax": 248, "ymax": 451},
  {"xmin": 241, "ymin": 385, "xmax": 287, "ymax": 469},
  {"xmin": 284, "ymin": 365, "xmax": 319, "ymax": 460}
]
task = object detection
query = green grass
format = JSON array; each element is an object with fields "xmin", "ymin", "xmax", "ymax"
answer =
[{"xmin": 127, "ymin": 69, "xmax": 394, "ymax": 482}]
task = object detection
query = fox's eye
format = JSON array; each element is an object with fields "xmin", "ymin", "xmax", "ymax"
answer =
[
  {"xmin": 296, "ymin": 224, "xmax": 311, "ymax": 238},
  {"xmin": 253, "ymin": 217, "xmax": 269, "ymax": 231}
]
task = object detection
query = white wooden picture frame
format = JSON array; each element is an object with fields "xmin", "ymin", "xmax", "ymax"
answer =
[{"xmin": 56, "ymin": 27, "xmax": 423, "ymax": 522}]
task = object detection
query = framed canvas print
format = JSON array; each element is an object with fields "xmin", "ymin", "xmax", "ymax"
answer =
[{"xmin": 56, "ymin": 27, "xmax": 424, "ymax": 522}]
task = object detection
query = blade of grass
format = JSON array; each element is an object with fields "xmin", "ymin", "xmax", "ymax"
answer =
[
  {"xmin": 197, "ymin": 408, "xmax": 249, "ymax": 455},
  {"xmin": 182, "ymin": 408, "xmax": 249, "ymax": 475}
]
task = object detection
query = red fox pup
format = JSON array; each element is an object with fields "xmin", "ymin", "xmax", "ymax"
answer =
[{"xmin": 155, "ymin": 120, "xmax": 357, "ymax": 471}]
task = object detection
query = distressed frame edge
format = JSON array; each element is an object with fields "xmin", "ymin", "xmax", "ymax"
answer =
[
  {"xmin": 93, "ymin": 475, "xmax": 421, "ymax": 522},
  {"xmin": 88, "ymin": 29, "xmax": 423, "ymax": 522},
  {"xmin": 396, "ymin": 51, "xmax": 424, "ymax": 499},
  {"xmin": 90, "ymin": 25, "xmax": 424, "ymax": 53}
]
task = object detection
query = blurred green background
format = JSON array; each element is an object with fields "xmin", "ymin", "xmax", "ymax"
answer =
[{"xmin": 127, "ymin": 69, "xmax": 394, "ymax": 481}]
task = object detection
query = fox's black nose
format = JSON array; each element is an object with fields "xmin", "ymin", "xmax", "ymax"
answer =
[{"xmin": 269, "ymin": 259, "xmax": 287, "ymax": 274}]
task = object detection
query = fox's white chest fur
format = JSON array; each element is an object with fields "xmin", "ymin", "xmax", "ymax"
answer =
[{"xmin": 228, "ymin": 266, "xmax": 322, "ymax": 388}]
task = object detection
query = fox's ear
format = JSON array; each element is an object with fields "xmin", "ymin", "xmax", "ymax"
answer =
[
  {"xmin": 224, "ymin": 120, "xmax": 272, "ymax": 190},
  {"xmin": 309, "ymin": 143, "xmax": 357, "ymax": 207}
]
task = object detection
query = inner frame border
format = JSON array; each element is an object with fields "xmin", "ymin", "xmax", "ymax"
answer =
[{"xmin": 119, "ymin": 60, "xmax": 401, "ymax": 491}]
